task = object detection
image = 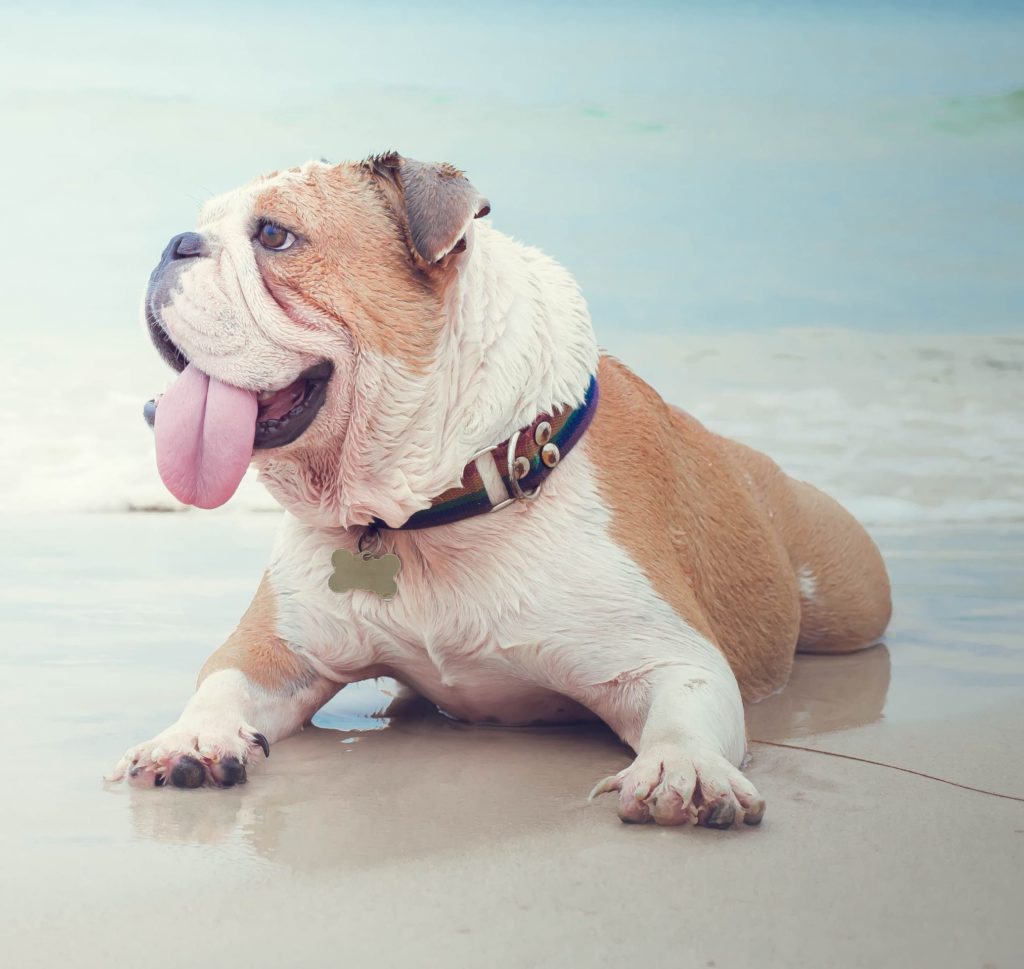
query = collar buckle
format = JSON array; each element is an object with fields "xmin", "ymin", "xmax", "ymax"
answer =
[
  {"xmin": 503, "ymin": 430, "xmax": 542, "ymax": 505},
  {"xmin": 471, "ymin": 434, "xmax": 542, "ymax": 513}
]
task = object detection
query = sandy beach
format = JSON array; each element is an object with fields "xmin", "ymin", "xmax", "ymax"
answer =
[{"xmin": 1, "ymin": 513, "xmax": 1020, "ymax": 968}]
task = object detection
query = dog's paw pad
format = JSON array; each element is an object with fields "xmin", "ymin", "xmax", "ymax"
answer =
[
  {"xmin": 170, "ymin": 755, "xmax": 205, "ymax": 789},
  {"xmin": 210, "ymin": 755, "xmax": 247, "ymax": 788}
]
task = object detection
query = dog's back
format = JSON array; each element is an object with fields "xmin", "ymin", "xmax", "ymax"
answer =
[{"xmin": 585, "ymin": 355, "xmax": 891, "ymax": 701}]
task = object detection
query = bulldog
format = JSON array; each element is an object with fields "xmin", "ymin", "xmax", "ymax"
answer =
[{"xmin": 111, "ymin": 153, "xmax": 892, "ymax": 828}]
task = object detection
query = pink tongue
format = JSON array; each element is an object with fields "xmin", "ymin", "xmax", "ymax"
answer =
[{"xmin": 154, "ymin": 363, "xmax": 258, "ymax": 509}]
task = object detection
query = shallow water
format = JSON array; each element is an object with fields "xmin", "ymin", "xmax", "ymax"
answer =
[
  {"xmin": 4, "ymin": 328, "xmax": 1022, "ymax": 524},
  {"xmin": 749, "ymin": 524, "xmax": 1024, "ymax": 739}
]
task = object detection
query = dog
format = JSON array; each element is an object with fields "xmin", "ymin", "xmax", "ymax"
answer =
[{"xmin": 111, "ymin": 153, "xmax": 892, "ymax": 827}]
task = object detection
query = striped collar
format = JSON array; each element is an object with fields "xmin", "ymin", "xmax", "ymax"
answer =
[{"xmin": 379, "ymin": 375, "xmax": 599, "ymax": 531}]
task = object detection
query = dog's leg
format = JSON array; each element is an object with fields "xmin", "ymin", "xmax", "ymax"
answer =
[
  {"xmin": 583, "ymin": 656, "xmax": 765, "ymax": 829},
  {"xmin": 110, "ymin": 574, "xmax": 341, "ymax": 789}
]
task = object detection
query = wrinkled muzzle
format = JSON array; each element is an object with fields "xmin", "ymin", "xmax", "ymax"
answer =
[{"xmin": 142, "ymin": 231, "xmax": 331, "ymax": 509}]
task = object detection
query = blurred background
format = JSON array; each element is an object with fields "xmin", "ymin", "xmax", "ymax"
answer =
[{"xmin": 0, "ymin": 0, "xmax": 1021, "ymax": 523}]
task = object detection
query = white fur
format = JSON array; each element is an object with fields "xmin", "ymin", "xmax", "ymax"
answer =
[{"xmin": 798, "ymin": 565, "xmax": 818, "ymax": 603}]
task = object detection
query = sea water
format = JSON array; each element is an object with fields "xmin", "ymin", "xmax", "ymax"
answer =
[{"xmin": 0, "ymin": 0, "xmax": 1021, "ymax": 523}]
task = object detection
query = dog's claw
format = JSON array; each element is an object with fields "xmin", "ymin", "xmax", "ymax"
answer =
[
  {"xmin": 250, "ymin": 732, "xmax": 270, "ymax": 758},
  {"xmin": 587, "ymin": 774, "xmax": 621, "ymax": 802}
]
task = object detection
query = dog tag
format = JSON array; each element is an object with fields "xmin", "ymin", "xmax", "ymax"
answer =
[{"xmin": 328, "ymin": 549, "xmax": 401, "ymax": 600}]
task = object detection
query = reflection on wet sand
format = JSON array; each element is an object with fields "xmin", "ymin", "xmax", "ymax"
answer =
[
  {"xmin": 746, "ymin": 643, "xmax": 892, "ymax": 742},
  {"xmin": 116, "ymin": 523, "xmax": 1024, "ymax": 864},
  {"xmin": 124, "ymin": 700, "xmax": 628, "ymax": 871},
  {"xmin": 123, "ymin": 645, "xmax": 892, "ymax": 865}
]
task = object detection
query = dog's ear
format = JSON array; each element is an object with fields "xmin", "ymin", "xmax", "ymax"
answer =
[{"xmin": 365, "ymin": 152, "xmax": 490, "ymax": 265}]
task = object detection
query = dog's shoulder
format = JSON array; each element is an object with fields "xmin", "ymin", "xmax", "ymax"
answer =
[{"xmin": 588, "ymin": 353, "xmax": 717, "ymax": 472}]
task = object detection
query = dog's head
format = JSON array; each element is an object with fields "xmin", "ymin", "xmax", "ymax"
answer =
[{"xmin": 144, "ymin": 154, "xmax": 491, "ymax": 524}]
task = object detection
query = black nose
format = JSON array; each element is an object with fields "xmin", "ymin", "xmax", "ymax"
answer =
[{"xmin": 168, "ymin": 231, "xmax": 207, "ymax": 259}]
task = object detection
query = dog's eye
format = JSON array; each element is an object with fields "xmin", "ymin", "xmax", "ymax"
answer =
[{"xmin": 256, "ymin": 222, "xmax": 296, "ymax": 251}]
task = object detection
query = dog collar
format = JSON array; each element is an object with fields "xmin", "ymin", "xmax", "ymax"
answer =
[{"xmin": 379, "ymin": 375, "xmax": 599, "ymax": 531}]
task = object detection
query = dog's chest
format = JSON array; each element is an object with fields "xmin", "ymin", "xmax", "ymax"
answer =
[
  {"xmin": 355, "ymin": 561, "xmax": 592, "ymax": 723},
  {"xmin": 271, "ymin": 507, "xmax": 612, "ymax": 723},
  {"xmin": 268, "ymin": 457, "xmax": 693, "ymax": 724},
  {"xmin": 332, "ymin": 594, "xmax": 588, "ymax": 724}
]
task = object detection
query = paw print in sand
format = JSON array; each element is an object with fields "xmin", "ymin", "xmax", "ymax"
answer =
[{"xmin": 328, "ymin": 549, "xmax": 401, "ymax": 600}]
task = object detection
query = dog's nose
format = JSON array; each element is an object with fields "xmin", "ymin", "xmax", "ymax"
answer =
[{"xmin": 168, "ymin": 231, "xmax": 207, "ymax": 260}]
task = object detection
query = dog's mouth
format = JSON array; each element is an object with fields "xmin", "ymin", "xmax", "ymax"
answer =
[
  {"xmin": 251, "ymin": 361, "xmax": 332, "ymax": 449},
  {"xmin": 144, "ymin": 363, "xmax": 331, "ymax": 448},
  {"xmin": 143, "ymin": 308, "xmax": 332, "ymax": 508},
  {"xmin": 144, "ymin": 309, "xmax": 332, "ymax": 451}
]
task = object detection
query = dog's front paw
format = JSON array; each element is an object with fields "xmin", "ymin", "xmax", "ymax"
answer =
[
  {"xmin": 108, "ymin": 718, "xmax": 269, "ymax": 789},
  {"xmin": 589, "ymin": 744, "xmax": 765, "ymax": 828}
]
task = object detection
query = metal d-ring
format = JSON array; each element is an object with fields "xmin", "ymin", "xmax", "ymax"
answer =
[
  {"xmin": 358, "ymin": 525, "xmax": 385, "ymax": 557},
  {"xmin": 506, "ymin": 430, "xmax": 542, "ymax": 502}
]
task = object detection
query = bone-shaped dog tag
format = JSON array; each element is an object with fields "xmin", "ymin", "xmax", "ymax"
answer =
[{"xmin": 328, "ymin": 549, "xmax": 401, "ymax": 600}]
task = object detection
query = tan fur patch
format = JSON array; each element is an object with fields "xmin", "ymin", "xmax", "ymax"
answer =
[
  {"xmin": 585, "ymin": 357, "xmax": 892, "ymax": 701},
  {"xmin": 252, "ymin": 164, "xmax": 449, "ymax": 371},
  {"xmin": 717, "ymin": 438, "xmax": 893, "ymax": 653},
  {"xmin": 198, "ymin": 573, "xmax": 311, "ymax": 691}
]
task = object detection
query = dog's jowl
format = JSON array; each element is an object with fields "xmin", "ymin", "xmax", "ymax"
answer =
[{"xmin": 112, "ymin": 153, "xmax": 892, "ymax": 828}]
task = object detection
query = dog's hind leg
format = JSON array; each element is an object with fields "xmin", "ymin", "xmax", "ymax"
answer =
[
  {"xmin": 782, "ymin": 479, "xmax": 893, "ymax": 654},
  {"xmin": 718, "ymin": 438, "xmax": 893, "ymax": 655}
]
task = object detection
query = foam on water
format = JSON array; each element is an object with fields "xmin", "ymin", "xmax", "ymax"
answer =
[
  {"xmin": 3, "ymin": 328, "xmax": 1021, "ymax": 524},
  {"xmin": 624, "ymin": 329, "xmax": 1024, "ymax": 525}
]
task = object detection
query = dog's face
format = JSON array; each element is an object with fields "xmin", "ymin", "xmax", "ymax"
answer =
[{"xmin": 144, "ymin": 155, "xmax": 489, "ymax": 521}]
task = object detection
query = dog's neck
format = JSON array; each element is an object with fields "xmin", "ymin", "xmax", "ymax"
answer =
[{"xmin": 264, "ymin": 223, "xmax": 599, "ymax": 531}]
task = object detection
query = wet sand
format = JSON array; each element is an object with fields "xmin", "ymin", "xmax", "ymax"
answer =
[{"xmin": 1, "ymin": 515, "xmax": 1021, "ymax": 967}]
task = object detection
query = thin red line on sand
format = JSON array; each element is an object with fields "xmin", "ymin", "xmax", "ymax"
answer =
[{"xmin": 751, "ymin": 739, "xmax": 1024, "ymax": 804}]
